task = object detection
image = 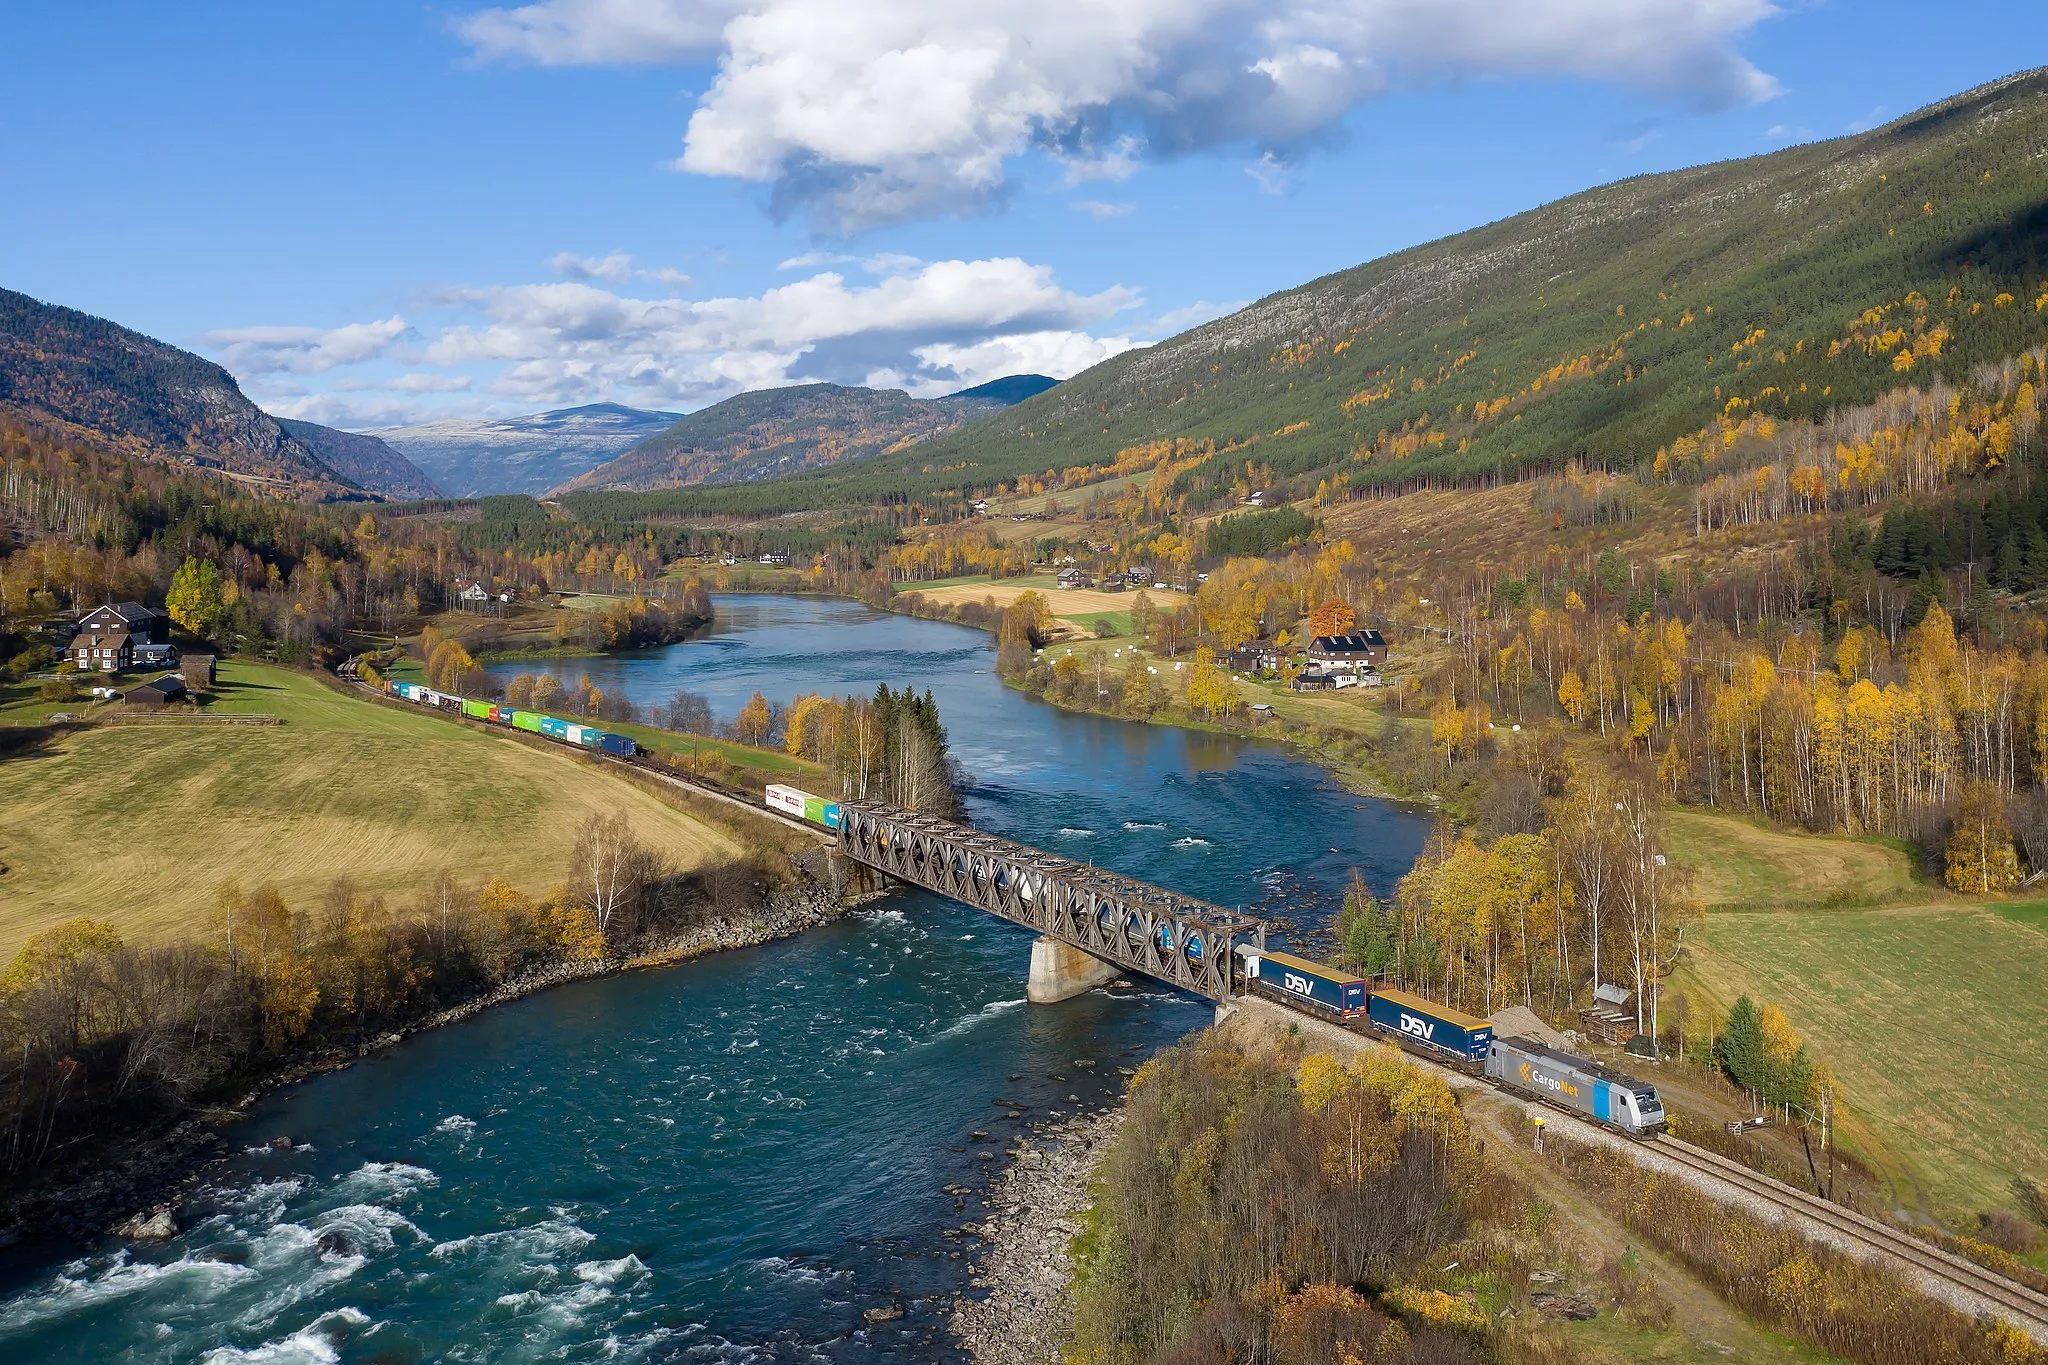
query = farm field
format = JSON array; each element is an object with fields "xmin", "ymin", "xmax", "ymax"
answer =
[
  {"xmin": 0, "ymin": 660, "xmax": 740, "ymax": 957},
  {"xmin": 1665, "ymin": 810, "xmax": 1923, "ymax": 909},
  {"xmin": 1684, "ymin": 899, "xmax": 2048, "ymax": 1219},
  {"xmin": 900, "ymin": 575, "xmax": 1190, "ymax": 631}
]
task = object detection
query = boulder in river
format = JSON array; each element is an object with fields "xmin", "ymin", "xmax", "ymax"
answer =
[
  {"xmin": 317, "ymin": 1230, "xmax": 356, "ymax": 1258},
  {"xmin": 862, "ymin": 1302, "xmax": 905, "ymax": 1324},
  {"xmin": 269, "ymin": 1136, "xmax": 292, "ymax": 1151},
  {"xmin": 116, "ymin": 1209, "xmax": 176, "ymax": 1241}
]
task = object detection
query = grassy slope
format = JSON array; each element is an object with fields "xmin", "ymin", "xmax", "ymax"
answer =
[
  {"xmin": 0, "ymin": 661, "xmax": 740, "ymax": 957},
  {"xmin": 580, "ymin": 69, "xmax": 2048, "ymax": 517},
  {"xmin": 1666, "ymin": 808, "xmax": 2043, "ymax": 1217}
]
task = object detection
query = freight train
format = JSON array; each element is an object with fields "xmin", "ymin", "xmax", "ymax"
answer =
[
  {"xmin": 1234, "ymin": 946, "xmax": 1664, "ymax": 1137},
  {"xmin": 382, "ymin": 679, "xmax": 640, "ymax": 757},
  {"xmin": 766, "ymin": 783, "xmax": 844, "ymax": 830}
]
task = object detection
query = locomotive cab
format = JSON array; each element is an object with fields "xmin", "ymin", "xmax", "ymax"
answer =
[{"xmin": 1621, "ymin": 1083, "xmax": 1666, "ymax": 1135}]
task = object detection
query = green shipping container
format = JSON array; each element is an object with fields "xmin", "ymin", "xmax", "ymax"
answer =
[
  {"xmin": 802, "ymin": 795, "xmax": 826, "ymax": 825},
  {"xmin": 512, "ymin": 711, "xmax": 543, "ymax": 733},
  {"xmin": 462, "ymin": 699, "xmax": 492, "ymax": 719}
]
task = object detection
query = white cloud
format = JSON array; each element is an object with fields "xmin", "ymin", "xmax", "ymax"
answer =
[
  {"xmin": 458, "ymin": 0, "xmax": 1782, "ymax": 229},
  {"xmin": 204, "ymin": 316, "xmax": 410, "ymax": 374},
  {"xmin": 1142, "ymin": 299, "xmax": 1246, "ymax": 336},
  {"xmin": 1246, "ymin": 151, "xmax": 1293, "ymax": 196},
  {"xmin": 551, "ymin": 249, "xmax": 637, "ymax": 281},
  {"xmin": 1072, "ymin": 199, "xmax": 1135, "ymax": 219},
  {"xmin": 213, "ymin": 256, "xmax": 1138, "ymax": 418}
]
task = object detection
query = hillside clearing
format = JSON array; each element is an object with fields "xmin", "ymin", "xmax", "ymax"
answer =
[
  {"xmin": 900, "ymin": 576, "xmax": 1190, "ymax": 626},
  {"xmin": 1683, "ymin": 900, "xmax": 2048, "ymax": 1219},
  {"xmin": 0, "ymin": 661, "xmax": 740, "ymax": 957},
  {"xmin": 1666, "ymin": 810, "xmax": 1923, "ymax": 909}
]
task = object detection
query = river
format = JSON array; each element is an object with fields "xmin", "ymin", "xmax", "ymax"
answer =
[{"xmin": 0, "ymin": 595, "xmax": 1430, "ymax": 1363}]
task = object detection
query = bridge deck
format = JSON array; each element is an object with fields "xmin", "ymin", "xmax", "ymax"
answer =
[{"xmin": 834, "ymin": 800, "xmax": 1262, "ymax": 1001}]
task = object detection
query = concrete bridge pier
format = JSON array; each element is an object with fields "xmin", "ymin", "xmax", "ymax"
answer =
[{"xmin": 1026, "ymin": 936, "xmax": 1123, "ymax": 1003}]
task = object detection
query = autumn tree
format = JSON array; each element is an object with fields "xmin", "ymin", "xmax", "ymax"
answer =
[
  {"xmin": 1185, "ymin": 646, "xmax": 1238, "ymax": 719},
  {"xmin": 1306, "ymin": 597, "xmax": 1356, "ymax": 640},
  {"xmin": 165, "ymin": 557, "xmax": 224, "ymax": 638},
  {"xmin": 1947, "ymin": 779, "xmax": 2021, "ymax": 892},
  {"xmin": 735, "ymin": 690, "xmax": 773, "ymax": 746},
  {"xmin": 569, "ymin": 812, "xmax": 659, "ymax": 944}
]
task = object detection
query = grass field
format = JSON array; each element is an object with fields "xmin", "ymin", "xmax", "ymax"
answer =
[
  {"xmin": 1665, "ymin": 810, "xmax": 1924, "ymax": 909},
  {"xmin": 901, "ymin": 576, "xmax": 1190, "ymax": 633},
  {"xmin": 1684, "ymin": 900, "xmax": 2048, "ymax": 1219},
  {"xmin": 0, "ymin": 661, "xmax": 740, "ymax": 958}
]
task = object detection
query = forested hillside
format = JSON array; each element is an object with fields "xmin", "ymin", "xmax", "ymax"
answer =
[
  {"xmin": 625, "ymin": 69, "xmax": 2048, "ymax": 520},
  {"xmin": 278, "ymin": 419, "xmax": 441, "ymax": 500},
  {"xmin": 0, "ymin": 287, "xmax": 358, "ymax": 499},
  {"xmin": 555, "ymin": 380, "xmax": 1023, "ymax": 493}
]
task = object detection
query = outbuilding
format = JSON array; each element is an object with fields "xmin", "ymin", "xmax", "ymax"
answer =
[{"xmin": 124, "ymin": 674, "xmax": 188, "ymax": 707}]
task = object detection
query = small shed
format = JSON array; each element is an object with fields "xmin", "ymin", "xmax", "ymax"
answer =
[
  {"xmin": 124, "ymin": 674, "xmax": 188, "ymax": 707},
  {"xmin": 181, "ymin": 655, "xmax": 218, "ymax": 688},
  {"xmin": 1578, "ymin": 983, "xmax": 1637, "ymax": 1044}
]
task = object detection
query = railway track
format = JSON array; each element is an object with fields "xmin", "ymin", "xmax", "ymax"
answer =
[{"xmin": 1651, "ymin": 1135, "xmax": 2048, "ymax": 1337}]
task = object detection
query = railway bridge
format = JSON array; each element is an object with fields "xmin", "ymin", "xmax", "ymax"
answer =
[{"xmin": 830, "ymin": 800, "xmax": 1265, "ymax": 1004}]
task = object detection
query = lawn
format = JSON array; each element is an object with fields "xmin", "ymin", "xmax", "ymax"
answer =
[
  {"xmin": 1664, "ymin": 809, "xmax": 1924, "ymax": 909},
  {"xmin": 0, "ymin": 660, "xmax": 740, "ymax": 958},
  {"xmin": 1683, "ymin": 901, "xmax": 2048, "ymax": 1220}
]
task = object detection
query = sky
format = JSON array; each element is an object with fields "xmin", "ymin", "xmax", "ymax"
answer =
[{"xmin": 0, "ymin": 2, "xmax": 2042, "ymax": 431}]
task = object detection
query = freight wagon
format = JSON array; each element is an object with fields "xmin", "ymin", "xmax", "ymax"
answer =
[
  {"xmin": 1486, "ymin": 1035, "xmax": 1665, "ymax": 1136},
  {"xmin": 764, "ymin": 785, "xmax": 843, "ymax": 830},
  {"xmin": 1239, "ymin": 949, "xmax": 1369, "ymax": 1019},
  {"xmin": 1367, "ymin": 987, "xmax": 1493, "ymax": 1066},
  {"xmin": 379, "ymin": 681, "xmax": 637, "ymax": 757}
]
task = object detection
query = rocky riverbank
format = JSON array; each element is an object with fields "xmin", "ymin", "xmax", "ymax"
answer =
[
  {"xmin": 0, "ymin": 878, "xmax": 871, "ymax": 1251},
  {"xmin": 949, "ymin": 1105, "xmax": 1124, "ymax": 1364}
]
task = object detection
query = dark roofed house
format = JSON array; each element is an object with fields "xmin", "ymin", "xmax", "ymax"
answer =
[
  {"xmin": 124, "ymin": 674, "xmax": 188, "ymax": 707},
  {"xmin": 79, "ymin": 602, "xmax": 169, "ymax": 645},
  {"xmin": 1306, "ymin": 630, "xmax": 1388, "ymax": 671},
  {"xmin": 73, "ymin": 629, "xmax": 133, "ymax": 673}
]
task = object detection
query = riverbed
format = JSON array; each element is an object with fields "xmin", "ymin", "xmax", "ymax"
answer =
[{"xmin": 0, "ymin": 596, "xmax": 1430, "ymax": 1363}]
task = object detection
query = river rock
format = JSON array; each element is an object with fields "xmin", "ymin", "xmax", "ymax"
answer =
[
  {"xmin": 117, "ymin": 1209, "xmax": 176, "ymax": 1241},
  {"xmin": 269, "ymin": 1136, "xmax": 292, "ymax": 1150},
  {"xmin": 862, "ymin": 1302, "xmax": 905, "ymax": 1324},
  {"xmin": 317, "ymin": 1230, "xmax": 355, "ymax": 1257}
]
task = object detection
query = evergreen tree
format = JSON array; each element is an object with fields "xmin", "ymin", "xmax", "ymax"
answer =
[{"xmin": 1715, "ymin": 994, "xmax": 1767, "ymax": 1097}]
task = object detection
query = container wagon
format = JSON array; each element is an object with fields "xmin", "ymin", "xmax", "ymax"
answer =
[
  {"xmin": 1486, "ymin": 1035, "xmax": 1665, "ymax": 1137},
  {"xmin": 766, "ymin": 784, "xmax": 811, "ymax": 820},
  {"xmin": 1367, "ymin": 987, "xmax": 1494, "ymax": 1066},
  {"xmin": 461, "ymin": 699, "xmax": 493, "ymax": 720},
  {"xmin": 1240, "ymin": 949, "xmax": 1368, "ymax": 1019}
]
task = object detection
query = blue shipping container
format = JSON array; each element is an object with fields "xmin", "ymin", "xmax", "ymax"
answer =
[
  {"xmin": 819, "ymin": 800, "xmax": 842, "ymax": 830},
  {"xmin": 596, "ymin": 733, "xmax": 636, "ymax": 756},
  {"xmin": 1367, "ymin": 988, "xmax": 1494, "ymax": 1063},
  {"xmin": 1250, "ymin": 951, "xmax": 1368, "ymax": 1017}
]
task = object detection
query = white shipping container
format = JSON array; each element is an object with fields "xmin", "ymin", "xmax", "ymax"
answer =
[
  {"xmin": 765, "ymin": 784, "xmax": 811, "ymax": 818},
  {"xmin": 565, "ymin": 724, "xmax": 585, "ymax": 744}
]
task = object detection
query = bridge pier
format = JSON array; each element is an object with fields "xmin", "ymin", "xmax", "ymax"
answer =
[{"xmin": 1026, "ymin": 936, "xmax": 1122, "ymax": 1004}]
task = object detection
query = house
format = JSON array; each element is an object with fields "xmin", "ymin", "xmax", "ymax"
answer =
[
  {"xmin": 1306, "ymin": 630, "xmax": 1389, "ymax": 671},
  {"xmin": 758, "ymin": 552, "xmax": 791, "ymax": 565},
  {"xmin": 457, "ymin": 581, "xmax": 492, "ymax": 605},
  {"xmin": 73, "ymin": 630, "xmax": 133, "ymax": 673},
  {"xmin": 133, "ymin": 640, "xmax": 179, "ymax": 667},
  {"xmin": 1055, "ymin": 568, "xmax": 1094, "ymax": 590},
  {"xmin": 971, "ymin": 499, "xmax": 991, "ymax": 515},
  {"xmin": 124, "ymin": 674, "xmax": 188, "ymax": 707},
  {"xmin": 1291, "ymin": 670, "xmax": 1337, "ymax": 692},
  {"xmin": 1126, "ymin": 566, "xmax": 1150, "ymax": 585},
  {"xmin": 1226, "ymin": 643, "xmax": 1282, "ymax": 674},
  {"xmin": 78, "ymin": 602, "xmax": 169, "ymax": 645}
]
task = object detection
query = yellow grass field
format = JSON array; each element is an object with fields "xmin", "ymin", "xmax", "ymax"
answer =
[
  {"xmin": 0, "ymin": 661, "xmax": 740, "ymax": 957},
  {"xmin": 903, "ymin": 577, "xmax": 1190, "ymax": 623},
  {"xmin": 1665, "ymin": 809, "xmax": 1921, "ymax": 909}
]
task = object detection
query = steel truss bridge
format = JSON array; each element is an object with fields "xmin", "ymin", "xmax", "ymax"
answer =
[{"xmin": 834, "ymin": 800, "xmax": 1264, "ymax": 1002}]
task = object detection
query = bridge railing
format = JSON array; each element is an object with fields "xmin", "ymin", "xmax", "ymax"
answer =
[{"xmin": 834, "ymin": 800, "xmax": 1263, "ymax": 1002}]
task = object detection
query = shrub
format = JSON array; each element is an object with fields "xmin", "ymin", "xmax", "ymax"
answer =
[{"xmin": 36, "ymin": 675, "xmax": 78, "ymax": 703}]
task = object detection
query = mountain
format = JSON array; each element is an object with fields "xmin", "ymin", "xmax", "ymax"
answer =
[
  {"xmin": 277, "ymin": 419, "xmax": 441, "ymax": 500},
  {"xmin": 949, "ymin": 374, "xmax": 1059, "ymax": 404},
  {"xmin": 553, "ymin": 379, "xmax": 1042, "ymax": 493},
  {"xmin": 598, "ymin": 69, "xmax": 2048, "ymax": 520},
  {"xmin": 0, "ymin": 286, "xmax": 360, "ymax": 499},
  {"xmin": 370, "ymin": 403, "xmax": 680, "ymax": 497}
]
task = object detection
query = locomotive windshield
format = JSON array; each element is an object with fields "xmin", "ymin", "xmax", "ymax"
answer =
[{"xmin": 1632, "ymin": 1086, "xmax": 1662, "ymax": 1111}]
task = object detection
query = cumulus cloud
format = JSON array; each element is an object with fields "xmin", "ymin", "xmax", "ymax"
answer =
[
  {"xmin": 457, "ymin": 0, "xmax": 1782, "ymax": 229},
  {"xmin": 203, "ymin": 316, "xmax": 410, "ymax": 375},
  {"xmin": 551, "ymin": 249, "xmax": 637, "ymax": 281},
  {"xmin": 211, "ymin": 256, "xmax": 1137, "ymax": 420}
]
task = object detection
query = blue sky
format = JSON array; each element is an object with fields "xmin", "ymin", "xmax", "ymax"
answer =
[{"xmin": 1, "ymin": 1, "xmax": 2041, "ymax": 430}]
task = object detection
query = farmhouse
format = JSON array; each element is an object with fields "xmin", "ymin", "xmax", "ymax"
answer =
[
  {"xmin": 70, "ymin": 601, "xmax": 173, "ymax": 672},
  {"xmin": 1306, "ymin": 630, "xmax": 1388, "ymax": 671},
  {"xmin": 78, "ymin": 602, "xmax": 169, "ymax": 644},
  {"xmin": 456, "ymin": 581, "xmax": 492, "ymax": 605},
  {"xmin": 1055, "ymin": 568, "xmax": 1094, "ymax": 590}
]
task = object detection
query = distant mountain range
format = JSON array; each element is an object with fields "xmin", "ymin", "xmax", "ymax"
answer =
[
  {"xmin": 0, "ymin": 286, "xmax": 369, "ymax": 499},
  {"xmin": 553, "ymin": 376, "xmax": 1058, "ymax": 494},
  {"xmin": 276, "ymin": 420, "xmax": 441, "ymax": 500},
  {"xmin": 371, "ymin": 404, "xmax": 682, "ymax": 497}
]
